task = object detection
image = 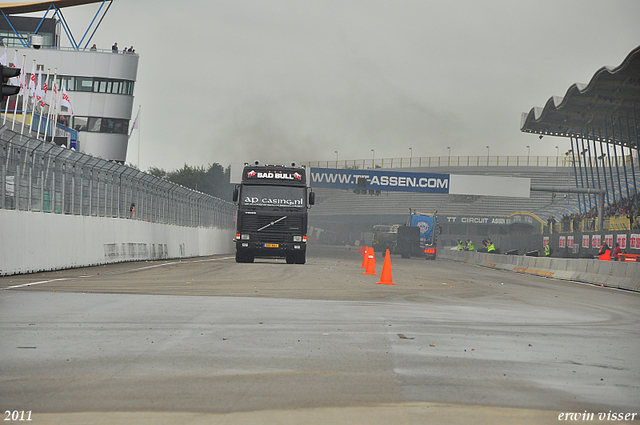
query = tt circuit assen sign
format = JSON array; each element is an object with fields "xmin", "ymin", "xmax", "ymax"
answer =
[
  {"xmin": 310, "ymin": 168, "xmax": 450, "ymax": 194},
  {"xmin": 309, "ymin": 168, "xmax": 530, "ymax": 197}
]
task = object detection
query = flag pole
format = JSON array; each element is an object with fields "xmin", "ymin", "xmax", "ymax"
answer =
[
  {"xmin": 52, "ymin": 76, "xmax": 60, "ymax": 142},
  {"xmin": 11, "ymin": 54, "xmax": 25, "ymax": 132},
  {"xmin": 43, "ymin": 68, "xmax": 57, "ymax": 142},
  {"xmin": 1, "ymin": 47, "xmax": 9, "ymax": 125},
  {"xmin": 36, "ymin": 68, "xmax": 50, "ymax": 140},
  {"xmin": 137, "ymin": 105, "xmax": 141, "ymax": 167},
  {"xmin": 29, "ymin": 60, "xmax": 38, "ymax": 135},
  {"xmin": 22, "ymin": 59, "xmax": 35, "ymax": 135}
]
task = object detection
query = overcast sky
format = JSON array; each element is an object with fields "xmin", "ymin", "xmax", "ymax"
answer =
[{"xmin": 38, "ymin": 0, "xmax": 640, "ymax": 170}]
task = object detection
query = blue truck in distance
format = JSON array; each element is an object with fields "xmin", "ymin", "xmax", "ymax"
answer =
[
  {"xmin": 396, "ymin": 210, "xmax": 438, "ymax": 259},
  {"xmin": 411, "ymin": 211, "xmax": 438, "ymax": 259},
  {"xmin": 232, "ymin": 163, "xmax": 315, "ymax": 264}
]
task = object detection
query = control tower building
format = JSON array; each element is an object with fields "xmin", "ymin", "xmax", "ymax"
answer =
[{"xmin": 0, "ymin": 0, "xmax": 138, "ymax": 163}]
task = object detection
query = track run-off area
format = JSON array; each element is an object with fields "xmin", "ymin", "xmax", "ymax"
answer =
[{"xmin": 1, "ymin": 245, "xmax": 639, "ymax": 425}]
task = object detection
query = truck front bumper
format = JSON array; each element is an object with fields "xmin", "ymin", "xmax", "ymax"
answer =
[{"xmin": 236, "ymin": 241, "xmax": 306, "ymax": 257}]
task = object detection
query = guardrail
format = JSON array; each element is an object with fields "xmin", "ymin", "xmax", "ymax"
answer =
[
  {"xmin": 440, "ymin": 249, "xmax": 640, "ymax": 292},
  {"xmin": 0, "ymin": 126, "xmax": 235, "ymax": 229}
]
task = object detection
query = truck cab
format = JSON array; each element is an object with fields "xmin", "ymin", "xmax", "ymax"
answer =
[{"xmin": 233, "ymin": 163, "xmax": 314, "ymax": 264}]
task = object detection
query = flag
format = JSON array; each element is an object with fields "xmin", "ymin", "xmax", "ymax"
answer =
[
  {"xmin": 28, "ymin": 62, "xmax": 36, "ymax": 100},
  {"xmin": 52, "ymin": 80, "xmax": 58, "ymax": 111},
  {"xmin": 40, "ymin": 73, "xmax": 48, "ymax": 108},
  {"xmin": 35, "ymin": 68, "xmax": 44, "ymax": 107},
  {"xmin": 61, "ymin": 86, "xmax": 74, "ymax": 116},
  {"xmin": 129, "ymin": 106, "xmax": 140, "ymax": 136},
  {"xmin": 9, "ymin": 52, "xmax": 19, "ymax": 86},
  {"xmin": 19, "ymin": 59, "xmax": 28, "ymax": 97}
]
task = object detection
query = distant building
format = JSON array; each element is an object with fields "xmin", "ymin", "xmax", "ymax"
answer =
[{"xmin": 0, "ymin": 1, "xmax": 139, "ymax": 163}]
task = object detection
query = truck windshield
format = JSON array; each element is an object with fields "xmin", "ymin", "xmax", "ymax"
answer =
[{"xmin": 241, "ymin": 185, "xmax": 306, "ymax": 208}]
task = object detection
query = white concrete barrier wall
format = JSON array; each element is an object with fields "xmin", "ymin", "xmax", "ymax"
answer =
[
  {"xmin": 440, "ymin": 248, "xmax": 640, "ymax": 292},
  {"xmin": 0, "ymin": 210, "xmax": 235, "ymax": 276}
]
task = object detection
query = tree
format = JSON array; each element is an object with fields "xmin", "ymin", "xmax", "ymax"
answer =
[
  {"xmin": 147, "ymin": 166, "xmax": 167, "ymax": 179},
  {"xmin": 147, "ymin": 163, "xmax": 233, "ymax": 201}
]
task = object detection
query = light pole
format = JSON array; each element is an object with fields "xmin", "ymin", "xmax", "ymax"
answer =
[
  {"xmin": 409, "ymin": 147, "xmax": 412, "ymax": 167},
  {"xmin": 527, "ymin": 145, "xmax": 530, "ymax": 156},
  {"xmin": 447, "ymin": 146, "xmax": 451, "ymax": 166},
  {"xmin": 371, "ymin": 149, "xmax": 375, "ymax": 168},
  {"xmin": 485, "ymin": 145, "xmax": 490, "ymax": 165}
]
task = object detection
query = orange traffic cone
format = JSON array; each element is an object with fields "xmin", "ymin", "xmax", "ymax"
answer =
[
  {"xmin": 377, "ymin": 249, "xmax": 395, "ymax": 285},
  {"xmin": 363, "ymin": 247, "xmax": 377, "ymax": 275},
  {"xmin": 361, "ymin": 246, "xmax": 369, "ymax": 268}
]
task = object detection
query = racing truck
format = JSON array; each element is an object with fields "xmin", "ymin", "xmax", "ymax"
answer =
[
  {"xmin": 396, "ymin": 210, "xmax": 439, "ymax": 259},
  {"xmin": 372, "ymin": 224, "xmax": 401, "ymax": 253},
  {"xmin": 232, "ymin": 162, "xmax": 315, "ymax": 264}
]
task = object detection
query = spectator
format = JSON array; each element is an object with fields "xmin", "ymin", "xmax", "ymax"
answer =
[
  {"xmin": 112, "ymin": 42, "xmax": 118, "ymax": 53},
  {"xmin": 613, "ymin": 243, "xmax": 622, "ymax": 261},
  {"xmin": 559, "ymin": 192, "xmax": 639, "ymax": 231},
  {"xmin": 90, "ymin": 44, "xmax": 97, "ymax": 51}
]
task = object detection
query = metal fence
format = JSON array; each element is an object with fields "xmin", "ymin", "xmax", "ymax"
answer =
[
  {"xmin": 306, "ymin": 154, "xmax": 635, "ymax": 170},
  {"xmin": 0, "ymin": 126, "xmax": 235, "ymax": 228}
]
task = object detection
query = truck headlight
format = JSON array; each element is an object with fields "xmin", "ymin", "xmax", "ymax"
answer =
[
  {"xmin": 241, "ymin": 234, "xmax": 250, "ymax": 240},
  {"xmin": 293, "ymin": 236, "xmax": 303, "ymax": 242}
]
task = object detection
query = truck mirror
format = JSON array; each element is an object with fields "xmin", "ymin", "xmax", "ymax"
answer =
[
  {"xmin": 308, "ymin": 191, "xmax": 315, "ymax": 205},
  {"xmin": 232, "ymin": 187, "xmax": 239, "ymax": 202}
]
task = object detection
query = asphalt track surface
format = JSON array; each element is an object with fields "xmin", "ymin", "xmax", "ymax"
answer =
[{"xmin": 1, "ymin": 245, "xmax": 639, "ymax": 425}]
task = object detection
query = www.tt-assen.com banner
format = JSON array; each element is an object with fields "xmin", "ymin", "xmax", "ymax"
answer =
[
  {"xmin": 309, "ymin": 168, "xmax": 450, "ymax": 193},
  {"xmin": 309, "ymin": 168, "xmax": 531, "ymax": 197}
]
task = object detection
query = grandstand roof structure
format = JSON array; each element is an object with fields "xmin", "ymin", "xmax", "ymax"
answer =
[
  {"xmin": 520, "ymin": 45, "xmax": 640, "ymax": 147},
  {"xmin": 0, "ymin": 0, "xmax": 112, "ymax": 51},
  {"xmin": 0, "ymin": 0, "xmax": 104, "ymax": 14}
]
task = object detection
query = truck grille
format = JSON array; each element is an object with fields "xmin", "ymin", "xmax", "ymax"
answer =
[{"xmin": 241, "ymin": 215, "xmax": 304, "ymax": 242}]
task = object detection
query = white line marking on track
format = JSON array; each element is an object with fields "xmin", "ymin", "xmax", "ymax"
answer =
[{"xmin": 3, "ymin": 256, "xmax": 235, "ymax": 290}]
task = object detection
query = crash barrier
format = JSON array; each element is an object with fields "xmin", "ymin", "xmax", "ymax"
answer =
[
  {"xmin": 0, "ymin": 209, "xmax": 235, "ymax": 276},
  {"xmin": 0, "ymin": 126, "xmax": 237, "ymax": 276},
  {"xmin": 439, "ymin": 249, "xmax": 640, "ymax": 292}
]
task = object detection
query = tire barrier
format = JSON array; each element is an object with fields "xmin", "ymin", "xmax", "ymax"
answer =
[{"xmin": 440, "ymin": 249, "xmax": 640, "ymax": 292}]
